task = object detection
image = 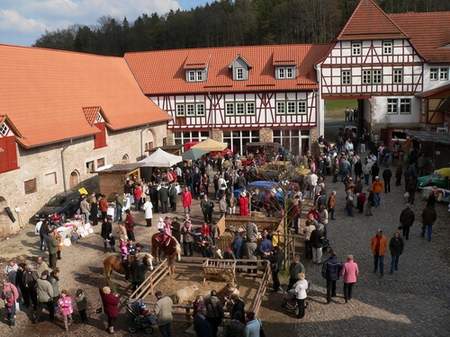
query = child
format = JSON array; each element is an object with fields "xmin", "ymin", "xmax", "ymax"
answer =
[
  {"xmin": 357, "ymin": 192, "xmax": 366, "ymax": 213},
  {"xmin": 119, "ymin": 238, "xmax": 129, "ymax": 262},
  {"xmin": 75, "ymin": 289, "xmax": 88, "ymax": 323},
  {"xmin": 57, "ymin": 290, "xmax": 73, "ymax": 331}
]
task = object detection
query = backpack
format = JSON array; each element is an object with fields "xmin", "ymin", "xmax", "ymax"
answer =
[{"xmin": 321, "ymin": 261, "xmax": 328, "ymax": 279}]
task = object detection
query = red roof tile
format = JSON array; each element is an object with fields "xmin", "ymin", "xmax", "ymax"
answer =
[
  {"xmin": 124, "ymin": 44, "xmax": 331, "ymax": 95},
  {"xmin": 82, "ymin": 106, "xmax": 103, "ymax": 126},
  {"xmin": 337, "ymin": 0, "xmax": 407, "ymax": 41},
  {"xmin": 389, "ymin": 12, "xmax": 450, "ymax": 63},
  {"xmin": 183, "ymin": 54, "xmax": 210, "ymax": 69},
  {"xmin": 0, "ymin": 45, "xmax": 170, "ymax": 148}
]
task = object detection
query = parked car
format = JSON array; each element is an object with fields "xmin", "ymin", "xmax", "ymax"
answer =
[{"xmin": 33, "ymin": 190, "xmax": 81, "ymax": 223}]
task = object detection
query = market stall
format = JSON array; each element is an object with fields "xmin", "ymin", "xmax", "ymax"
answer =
[{"xmin": 97, "ymin": 163, "xmax": 142, "ymax": 198}]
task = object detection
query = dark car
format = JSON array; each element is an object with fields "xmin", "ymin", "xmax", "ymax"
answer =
[{"xmin": 33, "ymin": 190, "xmax": 81, "ymax": 223}]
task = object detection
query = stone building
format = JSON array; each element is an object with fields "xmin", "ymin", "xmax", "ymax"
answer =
[{"xmin": 0, "ymin": 45, "xmax": 169, "ymax": 236}]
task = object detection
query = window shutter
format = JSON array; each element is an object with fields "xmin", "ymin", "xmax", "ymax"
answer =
[
  {"xmin": 94, "ymin": 122, "xmax": 107, "ymax": 149},
  {"xmin": 0, "ymin": 136, "xmax": 18, "ymax": 173}
]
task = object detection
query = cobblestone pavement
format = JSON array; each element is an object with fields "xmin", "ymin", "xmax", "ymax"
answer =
[{"xmin": 260, "ymin": 176, "xmax": 450, "ymax": 337}]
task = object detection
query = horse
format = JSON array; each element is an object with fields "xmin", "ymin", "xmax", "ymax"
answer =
[
  {"xmin": 103, "ymin": 252, "xmax": 154, "ymax": 282},
  {"xmin": 151, "ymin": 233, "xmax": 181, "ymax": 275}
]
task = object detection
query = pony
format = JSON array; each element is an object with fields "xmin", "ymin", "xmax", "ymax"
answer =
[
  {"xmin": 151, "ymin": 233, "xmax": 181, "ymax": 275},
  {"xmin": 103, "ymin": 252, "xmax": 154, "ymax": 282}
]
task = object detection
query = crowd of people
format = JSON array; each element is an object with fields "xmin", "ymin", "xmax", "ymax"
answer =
[{"xmin": 1, "ymin": 127, "xmax": 444, "ymax": 335}]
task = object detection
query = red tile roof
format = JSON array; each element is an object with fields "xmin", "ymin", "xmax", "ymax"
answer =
[
  {"xmin": 389, "ymin": 12, "xmax": 450, "ymax": 63},
  {"xmin": 337, "ymin": 0, "xmax": 407, "ymax": 41},
  {"xmin": 124, "ymin": 44, "xmax": 331, "ymax": 95},
  {"xmin": 0, "ymin": 45, "xmax": 170, "ymax": 149},
  {"xmin": 82, "ymin": 106, "xmax": 103, "ymax": 126}
]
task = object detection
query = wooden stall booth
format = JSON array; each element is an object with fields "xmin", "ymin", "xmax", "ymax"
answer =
[{"xmin": 97, "ymin": 163, "xmax": 141, "ymax": 199}]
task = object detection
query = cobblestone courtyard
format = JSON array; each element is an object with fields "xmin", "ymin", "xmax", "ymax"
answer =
[{"xmin": 1, "ymin": 174, "xmax": 449, "ymax": 337}]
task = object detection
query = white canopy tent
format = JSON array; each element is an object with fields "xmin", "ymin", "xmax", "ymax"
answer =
[{"xmin": 138, "ymin": 148, "xmax": 182, "ymax": 168}]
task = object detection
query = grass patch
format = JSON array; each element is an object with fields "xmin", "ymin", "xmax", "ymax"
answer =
[{"xmin": 325, "ymin": 99, "xmax": 357, "ymax": 119}]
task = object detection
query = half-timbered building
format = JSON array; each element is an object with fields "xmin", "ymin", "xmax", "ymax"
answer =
[
  {"xmin": 317, "ymin": 0, "xmax": 450, "ymax": 142},
  {"xmin": 125, "ymin": 44, "xmax": 329, "ymax": 155}
]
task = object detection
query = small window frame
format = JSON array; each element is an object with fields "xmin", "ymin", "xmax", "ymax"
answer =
[{"xmin": 351, "ymin": 42, "xmax": 362, "ymax": 56}]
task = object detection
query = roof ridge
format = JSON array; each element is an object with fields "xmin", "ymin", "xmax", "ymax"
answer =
[
  {"xmin": 0, "ymin": 43, "xmax": 123, "ymax": 59},
  {"xmin": 389, "ymin": 11, "xmax": 450, "ymax": 16}
]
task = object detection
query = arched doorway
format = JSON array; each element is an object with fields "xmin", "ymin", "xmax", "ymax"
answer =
[
  {"xmin": 122, "ymin": 154, "xmax": 129, "ymax": 163},
  {"xmin": 144, "ymin": 129, "xmax": 156, "ymax": 153},
  {"xmin": 69, "ymin": 170, "xmax": 80, "ymax": 189}
]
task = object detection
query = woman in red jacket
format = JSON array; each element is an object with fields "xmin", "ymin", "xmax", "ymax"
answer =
[
  {"xmin": 99, "ymin": 286, "xmax": 119, "ymax": 334},
  {"xmin": 239, "ymin": 192, "xmax": 249, "ymax": 216},
  {"xmin": 181, "ymin": 186, "xmax": 193, "ymax": 215},
  {"xmin": 133, "ymin": 184, "xmax": 143, "ymax": 211}
]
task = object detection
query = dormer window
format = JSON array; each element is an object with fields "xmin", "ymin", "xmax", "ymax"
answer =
[
  {"xmin": 276, "ymin": 66, "xmax": 296, "ymax": 80},
  {"xmin": 229, "ymin": 55, "xmax": 251, "ymax": 81},
  {"xmin": 351, "ymin": 42, "xmax": 362, "ymax": 56},
  {"xmin": 0, "ymin": 122, "xmax": 10, "ymax": 137},
  {"xmin": 186, "ymin": 69, "xmax": 206, "ymax": 82}
]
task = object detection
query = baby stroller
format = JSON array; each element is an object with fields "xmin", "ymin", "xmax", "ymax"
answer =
[{"xmin": 127, "ymin": 299, "xmax": 157, "ymax": 334}]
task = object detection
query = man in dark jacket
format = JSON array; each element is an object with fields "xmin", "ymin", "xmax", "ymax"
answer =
[
  {"xmin": 158, "ymin": 184, "xmax": 169, "ymax": 214},
  {"xmin": 270, "ymin": 246, "xmax": 283, "ymax": 292},
  {"xmin": 150, "ymin": 184, "xmax": 159, "ymax": 213},
  {"xmin": 47, "ymin": 230, "xmax": 58, "ymax": 269},
  {"xmin": 200, "ymin": 195, "xmax": 214, "ymax": 224},
  {"xmin": 399, "ymin": 204, "xmax": 415, "ymax": 240},
  {"xmin": 421, "ymin": 205, "xmax": 437, "ymax": 242},
  {"xmin": 204, "ymin": 290, "xmax": 224, "ymax": 337},
  {"xmin": 389, "ymin": 231, "xmax": 404, "ymax": 274},
  {"xmin": 371, "ymin": 162, "xmax": 380, "ymax": 183},
  {"xmin": 194, "ymin": 308, "xmax": 213, "ymax": 337},
  {"xmin": 322, "ymin": 252, "xmax": 342, "ymax": 303},
  {"xmin": 382, "ymin": 168, "xmax": 392, "ymax": 193},
  {"xmin": 101, "ymin": 216, "xmax": 114, "ymax": 252},
  {"xmin": 168, "ymin": 183, "xmax": 178, "ymax": 212},
  {"xmin": 287, "ymin": 255, "xmax": 305, "ymax": 290}
]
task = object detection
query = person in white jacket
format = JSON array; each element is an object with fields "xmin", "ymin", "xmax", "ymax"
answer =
[
  {"xmin": 294, "ymin": 272, "xmax": 308, "ymax": 319},
  {"xmin": 143, "ymin": 198, "xmax": 153, "ymax": 227}
]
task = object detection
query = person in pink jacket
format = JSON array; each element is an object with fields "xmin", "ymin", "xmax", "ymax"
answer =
[
  {"xmin": 57, "ymin": 290, "xmax": 73, "ymax": 331},
  {"xmin": 182, "ymin": 186, "xmax": 193, "ymax": 215},
  {"xmin": 341, "ymin": 255, "xmax": 359, "ymax": 303},
  {"xmin": 1, "ymin": 280, "xmax": 19, "ymax": 326}
]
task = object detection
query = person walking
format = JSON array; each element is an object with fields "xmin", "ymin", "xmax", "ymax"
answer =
[
  {"xmin": 75, "ymin": 288, "xmax": 88, "ymax": 323},
  {"xmin": 322, "ymin": 251, "xmax": 342, "ymax": 304},
  {"xmin": 421, "ymin": 204, "xmax": 437, "ymax": 242},
  {"xmin": 1, "ymin": 278, "xmax": 19, "ymax": 326},
  {"xmin": 20, "ymin": 264, "xmax": 38, "ymax": 310},
  {"xmin": 99, "ymin": 286, "xmax": 119, "ymax": 334},
  {"xmin": 57, "ymin": 290, "xmax": 73, "ymax": 331},
  {"xmin": 327, "ymin": 191, "xmax": 336, "ymax": 220},
  {"xmin": 370, "ymin": 229, "xmax": 387, "ymax": 277},
  {"xmin": 182, "ymin": 186, "xmax": 193, "ymax": 215},
  {"xmin": 395, "ymin": 165, "xmax": 403, "ymax": 186},
  {"xmin": 47, "ymin": 231, "xmax": 58, "ymax": 269},
  {"xmin": 101, "ymin": 216, "xmax": 115, "ymax": 253},
  {"xmin": 244, "ymin": 312, "xmax": 263, "ymax": 337},
  {"xmin": 158, "ymin": 183, "xmax": 169, "ymax": 214},
  {"xmin": 382, "ymin": 168, "xmax": 392, "ymax": 193},
  {"xmin": 371, "ymin": 177, "xmax": 383, "ymax": 207},
  {"xmin": 194, "ymin": 307, "xmax": 213, "ymax": 337},
  {"xmin": 168, "ymin": 183, "xmax": 178, "ymax": 212},
  {"xmin": 366, "ymin": 189, "xmax": 375, "ymax": 216},
  {"xmin": 293, "ymin": 272, "xmax": 308, "ymax": 319},
  {"xmin": 143, "ymin": 198, "xmax": 153, "ymax": 227},
  {"xmin": 124, "ymin": 210, "xmax": 135, "ymax": 241},
  {"xmin": 80, "ymin": 195, "xmax": 91, "ymax": 224},
  {"xmin": 99, "ymin": 194, "xmax": 109, "ymax": 222},
  {"xmin": 270, "ymin": 246, "xmax": 283, "ymax": 292},
  {"xmin": 36, "ymin": 270, "xmax": 55, "ymax": 322},
  {"xmin": 113, "ymin": 193, "xmax": 123, "ymax": 223},
  {"xmin": 341, "ymin": 255, "xmax": 359, "ymax": 303},
  {"xmin": 389, "ymin": 231, "xmax": 404, "ymax": 274},
  {"xmin": 201, "ymin": 195, "xmax": 214, "ymax": 224},
  {"xmin": 155, "ymin": 290, "xmax": 173, "ymax": 337},
  {"xmin": 89, "ymin": 194, "xmax": 99, "ymax": 226},
  {"xmin": 399, "ymin": 204, "xmax": 415, "ymax": 240},
  {"xmin": 310, "ymin": 224, "xmax": 324, "ymax": 264}
]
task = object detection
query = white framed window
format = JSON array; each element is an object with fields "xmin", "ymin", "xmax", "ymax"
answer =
[
  {"xmin": 372, "ymin": 69, "xmax": 382, "ymax": 84},
  {"xmin": 298, "ymin": 101, "xmax": 307, "ymax": 114},
  {"xmin": 430, "ymin": 68, "xmax": 438, "ymax": 81},
  {"xmin": 278, "ymin": 67, "xmax": 285, "ymax": 79},
  {"xmin": 439, "ymin": 67, "xmax": 449, "ymax": 80},
  {"xmin": 236, "ymin": 102, "xmax": 245, "ymax": 115},
  {"xmin": 225, "ymin": 102, "xmax": 234, "ymax": 116},
  {"xmin": 85, "ymin": 160, "xmax": 95, "ymax": 174},
  {"xmin": 286, "ymin": 67, "xmax": 295, "ymax": 79},
  {"xmin": 383, "ymin": 40, "xmax": 393, "ymax": 54},
  {"xmin": 188, "ymin": 70, "xmax": 196, "ymax": 82},
  {"xmin": 97, "ymin": 157, "xmax": 106, "ymax": 168},
  {"xmin": 287, "ymin": 101, "xmax": 296, "ymax": 115},
  {"xmin": 236, "ymin": 68, "xmax": 244, "ymax": 80},
  {"xmin": 341, "ymin": 70, "xmax": 351, "ymax": 85},
  {"xmin": 276, "ymin": 101, "xmax": 286, "ymax": 114},
  {"xmin": 362, "ymin": 69, "xmax": 371, "ymax": 84},
  {"xmin": 196, "ymin": 70, "xmax": 204, "ymax": 81},
  {"xmin": 246, "ymin": 102, "xmax": 255, "ymax": 115},
  {"xmin": 175, "ymin": 104, "xmax": 185, "ymax": 117},
  {"xmin": 196, "ymin": 103, "xmax": 205, "ymax": 116},
  {"xmin": 351, "ymin": 42, "xmax": 362, "ymax": 56},
  {"xmin": 399, "ymin": 98, "xmax": 412, "ymax": 114},
  {"xmin": 186, "ymin": 104, "xmax": 195, "ymax": 116},
  {"xmin": 393, "ymin": 69, "xmax": 403, "ymax": 84},
  {"xmin": 0, "ymin": 123, "xmax": 9, "ymax": 136},
  {"xmin": 387, "ymin": 98, "xmax": 398, "ymax": 114}
]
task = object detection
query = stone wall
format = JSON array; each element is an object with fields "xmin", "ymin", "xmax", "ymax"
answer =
[{"xmin": 0, "ymin": 123, "xmax": 167, "ymax": 236}]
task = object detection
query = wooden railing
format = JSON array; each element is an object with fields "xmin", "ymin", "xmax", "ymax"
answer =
[{"xmin": 128, "ymin": 259, "xmax": 169, "ymax": 301}]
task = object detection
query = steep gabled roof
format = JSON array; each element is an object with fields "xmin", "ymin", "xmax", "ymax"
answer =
[
  {"xmin": 124, "ymin": 44, "xmax": 331, "ymax": 95},
  {"xmin": 389, "ymin": 12, "xmax": 450, "ymax": 63},
  {"xmin": 0, "ymin": 44, "xmax": 170, "ymax": 148},
  {"xmin": 337, "ymin": 0, "xmax": 407, "ymax": 41}
]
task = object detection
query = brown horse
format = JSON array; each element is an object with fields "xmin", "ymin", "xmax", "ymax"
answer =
[
  {"xmin": 151, "ymin": 233, "xmax": 181, "ymax": 275},
  {"xmin": 103, "ymin": 252, "xmax": 154, "ymax": 282}
]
